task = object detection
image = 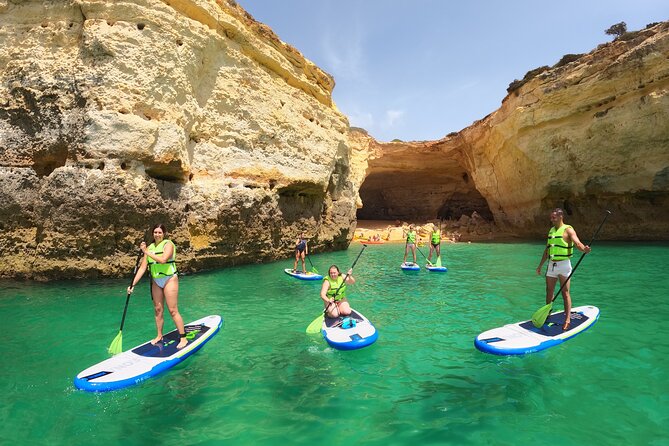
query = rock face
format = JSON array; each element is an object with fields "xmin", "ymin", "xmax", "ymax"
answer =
[
  {"xmin": 2, "ymin": 4, "xmax": 668, "ymax": 281},
  {"xmin": 356, "ymin": 22, "xmax": 669, "ymax": 240},
  {"xmin": 0, "ymin": 0, "xmax": 356, "ymax": 280}
]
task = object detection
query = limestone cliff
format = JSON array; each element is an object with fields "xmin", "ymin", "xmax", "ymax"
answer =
[
  {"xmin": 356, "ymin": 22, "xmax": 669, "ymax": 240},
  {"xmin": 0, "ymin": 0, "xmax": 356, "ymax": 280}
]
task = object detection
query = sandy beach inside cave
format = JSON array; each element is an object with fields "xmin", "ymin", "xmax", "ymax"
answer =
[
  {"xmin": 354, "ymin": 216, "xmax": 521, "ymax": 244},
  {"xmin": 354, "ymin": 219, "xmax": 465, "ymax": 244}
]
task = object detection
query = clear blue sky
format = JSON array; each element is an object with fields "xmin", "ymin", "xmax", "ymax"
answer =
[{"xmin": 239, "ymin": 1, "xmax": 667, "ymax": 142}]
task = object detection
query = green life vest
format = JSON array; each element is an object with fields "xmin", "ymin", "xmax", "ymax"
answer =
[
  {"xmin": 431, "ymin": 230, "xmax": 441, "ymax": 244},
  {"xmin": 324, "ymin": 276, "xmax": 346, "ymax": 300},
  {"xmin": 547, "ymin": 225, "xmax": 573, "ymax": 261},
  {"xmin": 147, "ymin": 239, "xmax": 177, "ymax": 279},
  {"xmin": 406, "ymin": 231, "xmax": 416, "ymax": 243}
]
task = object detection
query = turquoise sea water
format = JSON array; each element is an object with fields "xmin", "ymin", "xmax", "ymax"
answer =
[{"xmin": 1, "ymin": 242, "xmax": 668, "ymax": 446}]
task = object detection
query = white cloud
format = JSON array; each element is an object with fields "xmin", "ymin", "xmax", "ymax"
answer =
[
  {"xmin": 347, "ymin": 110, "xmax": 374, "ymax": 129},
  {"xmin": 383, "ymin": 109, "xmax": 405, "ymax": 127}
]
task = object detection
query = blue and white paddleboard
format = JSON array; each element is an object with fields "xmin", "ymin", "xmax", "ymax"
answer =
[
  {"xmin": 74, "ymin": 315, "xmax": 222, "ymax": 392},
  {"xmin": 426, "ymin": 264, "xmax": 447, "ymax": 272},
  {"xmin": 322, "ymin": 308, "xmax": 378, "ymax": 350},
  {"xmin": 474, "ymin": 305, "xmax": 599, "ymax": 356},
  {"xmin": 401, "ymin": 262, "xmax": 420, "ymax": 271},
  {"xmin": 284, "ymin": 268, "xmax": 323, "ymax": 281}
]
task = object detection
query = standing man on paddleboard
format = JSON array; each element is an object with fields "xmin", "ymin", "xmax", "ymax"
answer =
[
  {"xmin": 293, "ymin": 232, "xmax": 308, "ymax": 273},
  {"xmin": 536, "ymin": 208, "xmax": 591, "ymax": 330}
]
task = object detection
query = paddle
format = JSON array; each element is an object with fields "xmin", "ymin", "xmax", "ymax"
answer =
[
  {"xmin": 108, "ymin": 250, "xmax": 144, "ymax": 355},
  {"xmin": 416, "ymin": 244, "xmax": 433, "ymax": 266},
  {"xmin": 531, "ymin": 210, "xmax": 611, "ymax": 328},
  {"xmin": 306, "ymin": 244, "xmax": 367, "ymax": 334},
  {"xmin": 306, "ymin": 252, "xmax": 318, "ymax": 274}
]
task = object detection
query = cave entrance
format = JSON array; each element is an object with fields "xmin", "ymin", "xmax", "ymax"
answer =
[{"xmin": 356, "ymin": 170, "xmax": 493, "ymax": 223}]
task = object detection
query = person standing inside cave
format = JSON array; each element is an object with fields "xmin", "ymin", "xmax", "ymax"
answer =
[
  {"xmin": 293, "ymin": 232, "xmax": 308, "ymax": 273},
  {"xmin": 535, "ymin": 208, "xmax": 591, "ymax": 331},
  {"xmin": 402, "ymin": 225, "xmax": 418, "ymax": 264}
]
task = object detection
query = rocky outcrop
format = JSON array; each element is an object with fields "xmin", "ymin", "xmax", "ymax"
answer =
[
  {"xmin": 0, "ymin": 0, "xmax": 356, "ymax": 280},
  {"xmin": 356, "ymin": 22, "xmax": 669, "ymax": 239}
]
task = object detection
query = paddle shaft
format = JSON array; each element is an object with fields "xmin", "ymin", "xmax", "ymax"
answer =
[
  {"xmin": 549, "ymin": 210, "xmax": 611, "ymax": 304},
  {"xmin": 415, "ymin": 244, "xmax": 431, "ymax": 264},
  {"xmin": 118, "ymin": 251, "xmax": 144, "ymax": 331}
]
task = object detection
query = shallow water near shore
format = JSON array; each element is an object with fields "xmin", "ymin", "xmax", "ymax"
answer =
[{"xmin": 1, "ymin": 242, "xmax": 667, "ymax": 445}]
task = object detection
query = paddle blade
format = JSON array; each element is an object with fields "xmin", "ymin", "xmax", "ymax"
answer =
[
  {"xmin": 108, "ymin": 331, "xmax": 123, "ymax": 355},
  {"xmin": 306, "ymin": 314, "xmax": 324, "ymax": 334},
  {"xmin": 311, "ymin": 267, "xmax": 319, "ymax": 274},
  {"xmin": 531, "ymin": 303, "xmax": 553, "ymax": 328},
  {"xmin": 436, "ymin": 256, "xmax": 442, "ymax": 267}
]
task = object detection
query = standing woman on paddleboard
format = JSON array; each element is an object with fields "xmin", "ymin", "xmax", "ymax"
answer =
[
  {"xmin": 536, "ymin": 208, "xmax": 591, "ymax": 331},
  {"xmin": 127, "ymin": 223, "xmax": 188, "ymax": 349},
  {"xmin": 321, "ymin": 265, "xmax": 355, "ymax": 318},
  {"xmin": 293, "ymin": 232, "xmax": 308, "ymax": 273},
  {"xmin": 427, "ymin": 224, "xmax": 441, "ymax": 263},
  {"xmin": 402, "ymin": 225, "xmax": 418, "ymax": 264}
]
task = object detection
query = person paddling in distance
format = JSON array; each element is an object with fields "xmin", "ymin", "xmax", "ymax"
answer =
[
  {"xmin": 127, "ymin": 223, "xmax": 188, "ymax": 349},
  {"xmin": 321, "ymin": 265, "xmax": 355, "ymax": 318},
  {"xmin": 402, "ymin": 224, "xmax": 418, "ymax": 264},
  {"xmin": 293, "ymin": 232, "xmax": 308, "ymax": 273},
  {"xmin": 427, "ymin": 224, "xmax": 441, "ymax": 264},
  {"xmin": 536, "ymin": 208, "xmax": 591, "ymax": 331}
]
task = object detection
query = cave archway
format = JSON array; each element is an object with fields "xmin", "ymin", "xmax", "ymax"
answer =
[{"xmin": 356, "ymin": 146, "xmax": 493, "ymax": 222}]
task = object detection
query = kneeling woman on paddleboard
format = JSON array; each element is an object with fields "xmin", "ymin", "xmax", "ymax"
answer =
[
  {"xmin": 321, "ymin": 265, "xmax": 355, "ymax": 318},
  {"xmin": 127, "ymin": 223, "xmax": 188, "ymax": 349}
]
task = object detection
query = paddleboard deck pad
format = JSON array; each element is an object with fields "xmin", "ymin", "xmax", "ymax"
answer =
[
  {"xmin": 74, "ymin": 315, "xmax": 222, "ymax": 392},
  {"xmin": 284, "ymin": 268, "xmax": 323, "ymax": 281},
  {"xmin": 401, "ymin": 262, "xmax": 420, "ymax": 271},
  {"xmin": 474, "ymin": 305, "xmax": 599, "ymax": 356},
  {"xmin": 426, "ymin": 264, "xmax": 447, "ymax": 272},
  {"xmin": 322, "ymin": 308, "xmax": 378, "ymax": 350}
]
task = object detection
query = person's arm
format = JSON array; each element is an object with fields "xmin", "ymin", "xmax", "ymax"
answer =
[
  {"xmin": 320, "ymin": 281, "xmax": 331, "ymax": 304},
  {"xmin": 344, "ymin": 269, "xmax": 355, "ymax": 285},
  {"xmin": 566, "ymin": 227, "xmax": 591, "ymax": 253},
  {"xmin": 305, "ymin": 241, "xmax": 309, "ymax": 256},
  {"xmin": 144, "ymin": 240, "xmax": 174, "ymax": 264}
]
